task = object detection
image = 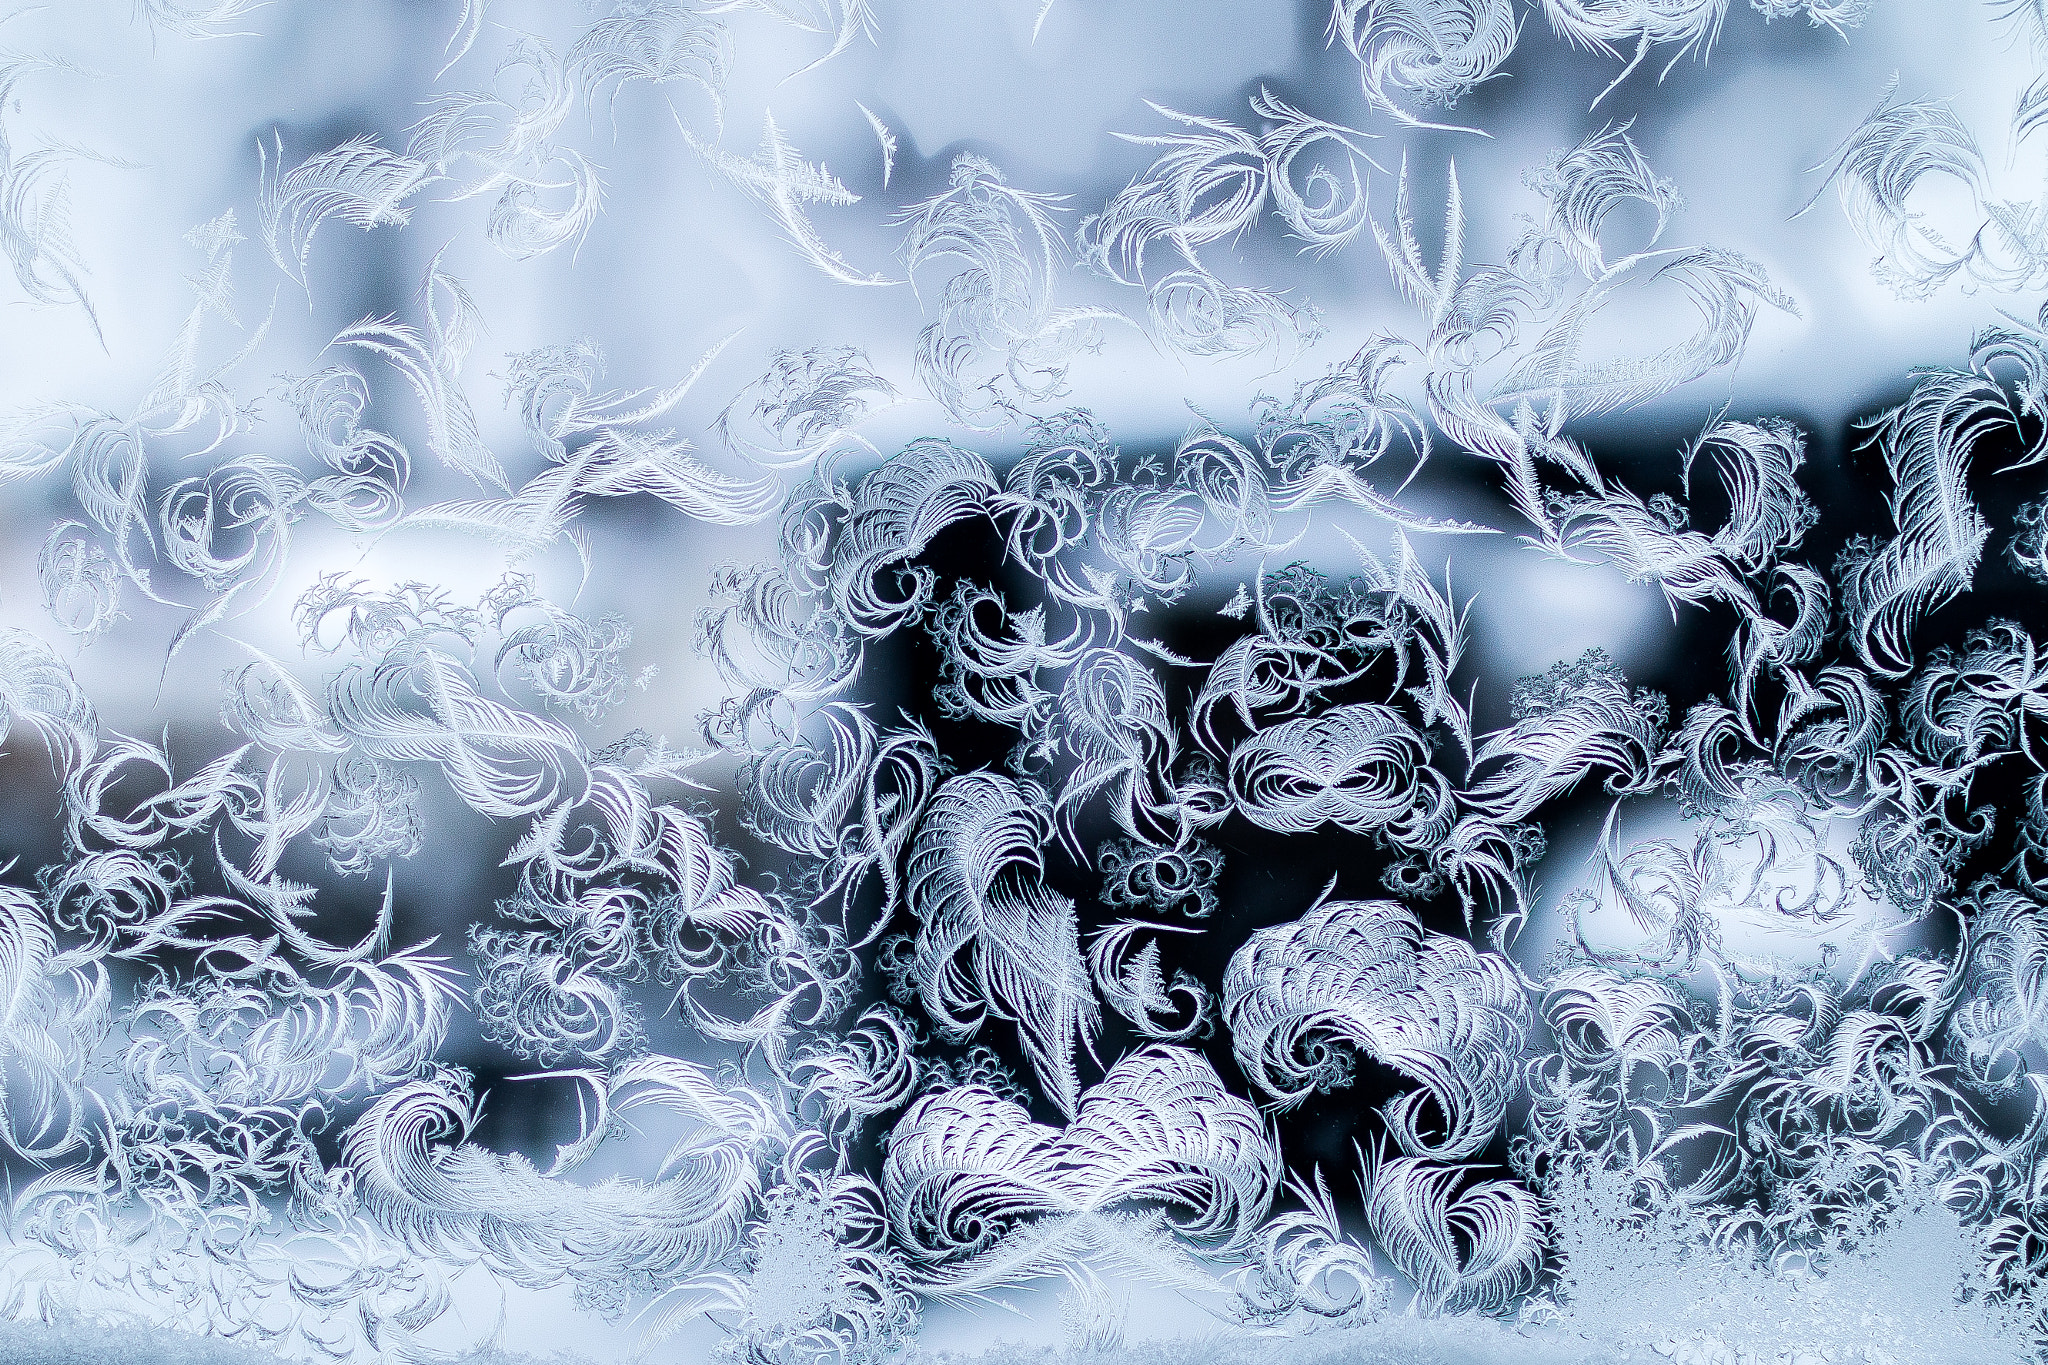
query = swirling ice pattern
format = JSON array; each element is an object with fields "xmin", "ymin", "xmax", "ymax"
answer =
[{"xmin": 3, "ymin": 2, "xmax": 2048, "ymax": 1364}]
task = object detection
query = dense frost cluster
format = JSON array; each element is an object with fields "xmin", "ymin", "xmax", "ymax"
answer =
[{"xmin": 2, "ymin": 1, "xmax": 2048, "ymax": 1363}]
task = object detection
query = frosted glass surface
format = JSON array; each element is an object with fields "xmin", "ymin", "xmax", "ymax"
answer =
[{"xmin": 0, "ymin": 3, "xmax": 2043, "ymax": 1363}]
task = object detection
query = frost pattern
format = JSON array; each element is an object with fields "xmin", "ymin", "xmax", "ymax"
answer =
[{"xmin": 2, "ymin": 4, "xmax": 2048, "ymax": 1365}]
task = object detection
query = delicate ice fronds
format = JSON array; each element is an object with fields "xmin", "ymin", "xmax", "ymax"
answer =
[
  {"xmin": 691, "ymin": 113, "xmax": 892, "ymax": 285},
  {"xmin": 899, "ymin": 154, "xmax": 1116, "ymax": 425},
  {"xmin": 39, "ymin": 521, "xmax": 124, "ymax": 642},
  {"xmin": 1901, "ymin": 619, "xmax": 2048, "ymax": 774},
  {"xmin": 0, "ymin": 627, "xmax": 98, "ymax": 774},
  {"xmin": 1254, "ymin": 338, "xmax": 1436, "ymax": 500},
  {"xmin": 1052, "ymin": 648, "xmax": 1196, "ymax": 848},
  {"xmin": 1543, "ymin": 416, "xmax": 1820, "ymax": 622},
  {"xmin": 857, "ymin": 102, "xmax": 896, "ymax": 187},
  {"xmin": 334, "ymin": 257, "xmax": 504, "ymax": 488},
  {"xmin": 1147, "ymin": 269, "xmax": 1325, "ymax": 360},
  {"xmin": 1100, "ymin": 837, "xmax": 1224, "ymax": 920},
  {"xmin": 1234, "ymin": 1166, "xmax": 1390, "ymax": 1328},
  {"xmin": 704, "ymin": 0, "xmax": 876, "ymax": 76},
  {"xmin": 882, "ymin": 1045, "xmax": 1278, "ymax": 1292},
  {"xmin": 793, "ymin": 1004, "xmax": 923, "ymax": 1131},
  {"xmin": 1463, "ymin": 648, "xmax": 1668, "ymax": 825},
  {"xmin": 1223, "ymin": 897, "xmax": 1529, "ymax": 1160},
  {"xmin": 573, "ymin": 424, "xmax": 783, "ymax": 522},
  {"xmin": 0, "ymin": 57, "xmax": 106, "ymax": 342},
  {"xmin": 257, "ymin": 133, "xmax": 434, "ymax": 288},
  {"xmin": 1813, "ymin": 85, "xmax": 1995, "ymax": 298},
  {"xmin": 1493, "ymin": 246, "xmax": 1794, "ymax": 421},
  {"xmin": 1190, "ymin": 557, "xmax": 1468, "ymax": 765},
  {"xmin": 345, "ymin": 1058, "xmax": 782, "ymax": 1300},
  {"xmin": 415, "ymin": 48, "xmax": 601, "ymax": 260},
  {"xmin": 1525, "ymin": 122, "xmax": 1681, "ymax": 279},
  {"xmin": 822, "ymin": 437, "xmax": 1001, "ymax": 635},
  {"xmin": 295, "ymin": 573, "xmax": 484, "ymax": 658},
  {"xmin": 471, "ymin": 924, "xmax": 641, "ymax": 1064},
  {"xmin": 1687, "ymin": 417, "xmax": 1819, "ymax": 572},
  {"xmin": 1951, "ymin": 885, "xmax": 2048, "ymax": 1087},
  {"xmin": 1089, "ymin": 919, "xmax": 1211, "ymax": 1041},
  {"xmin": 1565, "ymin": 781, "xmax": 1870, "ymax": 970},
  {"xmin": 328, "ymin": 644, "xmax": 589, "ymax": 818},
  {"xmin": 1084, "ymin": 91, "xmax": 1375, "ymax": 282},
  {"xmin": 280, "ymin": 367, "xmax": 409, "ymax": 484},
  {"xmin": 495, "ymin": 331, "xmax": 737, "ymax": 465},
  {"xmin": 1534, "ymin": 965, "xmax": 1697, "ymax": 1088},
  {"xmin": 1228, "ymin": 705, "xmax": 1455, "ymax": 860},
  {"xmin": 135, "ymin": 0, "xmax": 267, "ymax": 37},
  {"xmin": 696, "ymin": 558, "xmax": 861, "ymax": 741},
  {"xmin": 1363, "ymin": 1151, "xmax": 1543, "ymax": 1314},
  {"xmin": 1080, "ymin": 89, "xmax": 1370, "ymax": 358},
  {"xmin": 2011, "ymin": 493, "xmax": 2048, "ymax": 584},
  {"xmin": 1329, "ymin": 0, "xmax": 1519, "ymax": 125},
  {"xmin": 1367, "ymin": 132, "xmax": 1791, "ymax": 534},
  {"xmin": 928, "ymin": 580, "xmax": 1088, "ymax": 739},
  {"xmin": 0, "ymin": 883, "xmax": 109, "ymax": 1159},
  {"xmin": 1751, "ymin": 0, "xmax": 1872, "ymax": 31},
  {"xmin": 719, "ymin": 346, "xmax": 897, "ymax": 465},
  {"xmin": 741, "ymin": 703, "xmax": 943, "ymax": 936},
  {"xmin": 1837, "ymin": 367, "xmax": 2007, "ymax": 677},
  {"xmin": 125, "ymin": 945, "xmax": 460, "ymax": 1145},
  {"xmin": 441, "ymin": 0, "xmax": 488, "ymax": 73},
  {"xmin": 318, "ymin": 754, "xmax": 425, "ymax": 876},
  {"xmin": 1810, "ymin": 78, "xmax": 2048, "ymax": 297},
  {"xmin": 1539, "ymin": 0, "xmax": 1733, "ymax": 109},
  {"xmin": 904, "ymin": 771, "xmax": 1098, "ymax": 1117},
  {"xmin": 570, "ymin": 1, "xmax": 730, "ymax": 121},
  {"xmin": 1548, "ymin": 480, "xmax": 1760, "ymax": 617}
]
